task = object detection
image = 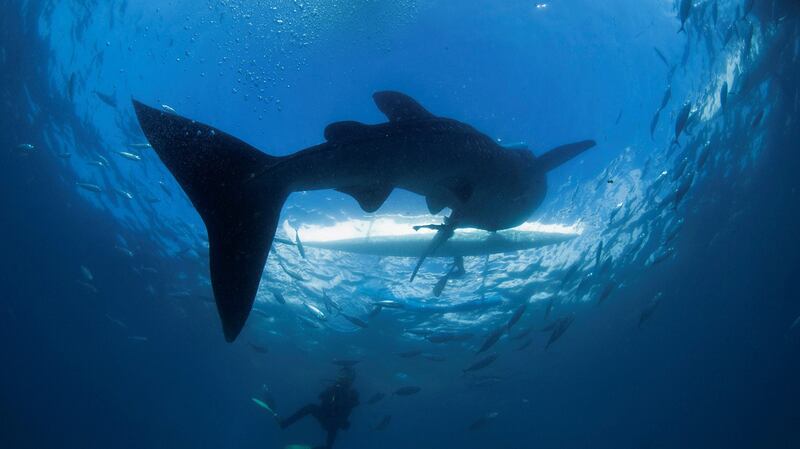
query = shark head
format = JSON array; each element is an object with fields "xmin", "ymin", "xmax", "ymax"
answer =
[
  {"xmin": 457, "ymin": 140, "xmax": 595, "ymax": 231},
  {"xmin": 457, "ymin": 147, "xmax": 546, "ymax": 230}
]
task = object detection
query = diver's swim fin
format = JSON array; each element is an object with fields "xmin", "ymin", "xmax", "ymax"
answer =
[
  {"xmin": 133, "ymin": 100, "xmax": 288, "ymax": 342},
  {"xmin": 537, "ymin": 140, "xmax": 596, "ymax": 172}
]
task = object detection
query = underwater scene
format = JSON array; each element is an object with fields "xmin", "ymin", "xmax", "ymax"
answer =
[{"xmin": 2, "ymin": 0, "xmax": 800, "ymax": 448}]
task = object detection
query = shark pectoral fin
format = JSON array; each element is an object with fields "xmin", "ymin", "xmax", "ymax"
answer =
[
  {"xmin": 336, "ymin": 184, "xmax": 394, "ymax": 213},
  {"xmin": 324, "ymin": 121, "xmax": 373, "ymax": 142},
  {"xmin": 441, "ymin": 178, "xmax": 473, "ymax": 204},
  {"xmin": 426, "ymin": 179, "xmax": 472, "ymax": 214},
  {"xmin": 373, "ymin": 91, "xmax": 436, "ymax": 122},
  {"xmin": 537, "ymin": 140, "xmax": 597, "ymax": 172},
  {"xmin": 425, "ymin": 194, "xmax": 448, "ymax": 215}
]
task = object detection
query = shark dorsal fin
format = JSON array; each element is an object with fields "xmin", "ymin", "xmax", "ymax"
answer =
[
  {"xmin": 324, "ymin": 121, "xmax": 372, "ymax": 142},
  {"xmin": 373, "ymin": 91, "xmax": 435, "ymax": 122}
]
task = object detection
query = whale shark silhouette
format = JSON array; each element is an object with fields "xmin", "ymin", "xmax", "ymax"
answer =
[{"xmin": 132, "ymin": 91, "xmax": 595, "ymax": 341}]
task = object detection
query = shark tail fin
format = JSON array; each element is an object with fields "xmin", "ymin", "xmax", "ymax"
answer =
[
  {"xmin": 537, "ymin": 140, "xmax": 597, "ymax": 172},
  {"xmin": 133, "ymin": 100, "xmax": 289, "ymax": 342}
]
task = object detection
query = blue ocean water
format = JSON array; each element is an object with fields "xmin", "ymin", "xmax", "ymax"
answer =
[{"xmin": 1, "ymin": 1, "xmax": 799, "ymax": 448}]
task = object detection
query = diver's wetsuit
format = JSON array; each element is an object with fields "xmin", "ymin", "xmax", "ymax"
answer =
[{"xmin": 280, "ymin": 382, "xmax": 360, "ymax": 449}]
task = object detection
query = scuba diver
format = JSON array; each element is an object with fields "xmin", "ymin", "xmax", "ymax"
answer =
[{"xmin": 278, "ymin": 368, "xmax": 360, "ymax": 449}]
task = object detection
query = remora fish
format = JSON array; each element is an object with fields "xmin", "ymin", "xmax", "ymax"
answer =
[{"xmin": 132, "ymin": 92, "xmax": 596, "ymax": 341}]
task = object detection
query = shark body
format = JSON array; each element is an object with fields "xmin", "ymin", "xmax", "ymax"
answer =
[{"xmin": 133, "ymin": 91, "xmax": 595, "ymax": 341}]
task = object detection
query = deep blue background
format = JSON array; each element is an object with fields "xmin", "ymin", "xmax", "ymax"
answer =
[{"xmin": 2, "ymin": 1, "xmax": 800, "ymax": 448}]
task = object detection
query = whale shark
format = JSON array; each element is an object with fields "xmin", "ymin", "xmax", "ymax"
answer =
[{"xmin": 132, "ymin": 91, "xmax": 595, "ymax": 341}]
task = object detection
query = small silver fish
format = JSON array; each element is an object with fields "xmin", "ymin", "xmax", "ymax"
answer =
[
  {"xmin": 114, "ymin": 245, "xmax": 134, "ymax": 257},
  {"xmin": 305, "ymin": 303, "xmax": 326, "ymax": 321},
  {"xmin": 76, "ymin": 182, "xmax": 102, "ymax": 193},
  {"xmin": 75, "ymin": 280, "xmax": 98, "ymax": 294},
  {"xmin": 105, "ymin": 314, "xmax": 129, "ymax": 329},
  {"xmin": 80, "ymin": 265, "xmax": 93, "ymax": 281},
  {"xmin": 117, "ymin": 151, "xmax": 142, "ymax": 161},
  {"xmin": 342, "ymin": 313, "xmax": 368, "ymax": 329},
  {"xmin": 677, "ymin": 0, "xmax": 692, "ymax": 33},
  {"xmin": 115, "ymin": 189, "xmax": 134, "ymax": 199},
  {"xmin": 161, "ymin": 104, "xmax": 177, "ymax": 114}
]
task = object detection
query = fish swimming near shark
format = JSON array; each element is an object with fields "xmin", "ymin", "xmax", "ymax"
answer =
[
  {"xmin": 468, "ymin": 411, "xmax": 499, "ymax": 431},
  {"xmin": 366, "ymin": 392, "xmax": 385, "ymax": 405},
  {"xmin": 506, "ymin": 303, "xmax": 527, "ymax": 330},
  {"xmin": 341, "ymin": 313, "xmax": 368, "ymax": 329},
  {"xmin": 674, "ymin": 102, "xmax": 693, "ymax": 146},
  {"xmin": 677, "ymin": 0, "xmax": 692, "ymax": 33},
  {"xmin": 639, "ymin": 292, "xmax": 663, "ymax": 327},
  {"xmin": 720, "ymin": 81, "xmax": 729, "ymax": 110},
  {"xmin": 653, "ymin": 47, "xmax": 670, "ymax": 68},
  {"xmin": 372, "ymin": 414, "xmax": 392, "ymax": 431},
  {"xmin": 463, "ymin": 354, "xmax": 499, "ymax": 373},
  {"xmin": 545, "ymin": 315, "xmax": 575, "ymax": 350},
  {"xmin": 477, "ymin": 326, "xmax": 506, "ymax": 354},
  {"xmin": 93, "ymin": 90, "xmax": 117, "ymax": 108},
  {"xmin": 650, "ymin": 110, "xmax": 661, "ymax": 139},
  {"xmin": 132, "ymin": 91, "xmax": 596, "ymax": 341},
  {"xmin": 392, "ymin": 386, "xmax": 421, "ymax": 396}
]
